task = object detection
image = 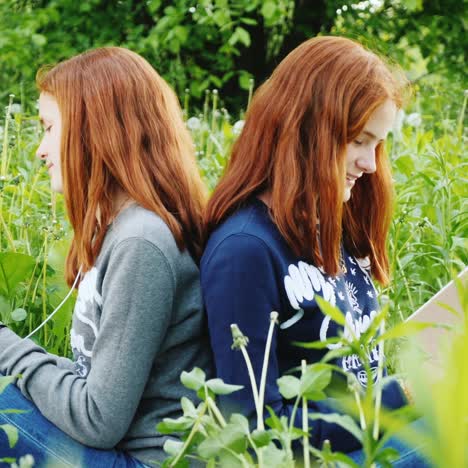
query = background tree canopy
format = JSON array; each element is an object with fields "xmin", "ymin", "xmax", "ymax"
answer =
[{"xmin": 0, "ymin": 0, "xmax": 466, "ymax": 112}]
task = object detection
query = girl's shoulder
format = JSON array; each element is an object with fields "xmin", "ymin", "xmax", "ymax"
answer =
[
  {"xmin": 103, "ymin": 203, "xmax": 191, "ymax": 269},
  {"xmin": 202, "ymin": 198, "xmax": 286, "ymax": 268}
]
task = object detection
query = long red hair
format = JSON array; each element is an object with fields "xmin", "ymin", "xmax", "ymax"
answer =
[
  {"xmin": 37, "ymin": 47, "xmax": 207, "ymax": 286},
  {"xmin": 205, "ymin": 36, "xmax": 408, "ymax": 284}
]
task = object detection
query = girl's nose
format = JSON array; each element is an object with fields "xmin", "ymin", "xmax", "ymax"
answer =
[{"xmin": 356, "ymin": 149, "xmax": 376, "ymax": 174}]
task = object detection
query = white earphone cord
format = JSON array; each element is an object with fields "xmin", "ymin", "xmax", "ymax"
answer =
[{"xmin": 25, "ymin": 267, "xmax": 83, "ymax": 340}]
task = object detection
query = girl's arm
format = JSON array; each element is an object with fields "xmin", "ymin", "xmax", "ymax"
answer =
[{"xmin": 0, "ymin": 238, "xmax": 175, "ymax": 448}]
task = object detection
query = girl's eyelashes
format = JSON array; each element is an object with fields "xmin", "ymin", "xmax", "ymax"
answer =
[{"xmin": 354, "ymin": 139, "xmax": 363, "ymax": 145}]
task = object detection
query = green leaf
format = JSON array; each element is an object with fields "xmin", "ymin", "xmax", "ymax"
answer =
[
  {"xmin": 206, "ymin": 378, "xmax": 243, "ymax": 395},
  {"xmin": 157, "ymin": 415, "xmax": 193, "ymax": 433},
  {"xmin": 163, "ymin": 438, "xmax": 184, "ymax": 456},
  {"xmin": 180, "ymin": 367, "xmax": 206, "ymax": 391},
  {"xmin": 197, "ymin": 437, "xmax": 222, "ymax": 459},
  {"xmin": 375, "ymin": 320, "xmax": 439, "ymax": 344},
  {"xmin": 300, "ymin": 364, "xmax": 332, "ymax": 397},
  {"xmin": 0, "ymin": 375, "xmax": 15, "ymax": 394},
  {"xmin": 238, "ymin": 71, "xmax": 253, "ymax": 90},
  {"xmin": 181, "ymin": 396, "xmax": 197, "ymax": 417},
  {"xmin": 315, "ymin": 295, "xmax": 346, "ymax": 326},
  {"xmin": 31, "ymin": 33, "xmax": 47, "ymax": 46},
  {"xmin": 0, "ymin": 252, "xmax": 35, "ymax": 298},
  {"xmin": 11, "ymin": 307, "xmax": 27, "ymax": 322},
  {"xmin": 261, "ymin": 1, "xmax": 277, "ymax": 20},
  {"xmin": 309, "ymin": 413, "xmax": 362, "ymax": 442},
  {"xmin": 230, "ymin": 413, "xmax": 250, "ymax": 433},
  {"xmin": 277, "ymin": 375, "xmax": 300, "ymax": 399},
  {"xmin": 251, "ymin": 429, "xmax": 272, "ymax": 448},
  {"xmin": 0, "ymin": 424, "xmax": 18, "ymax": 448}
]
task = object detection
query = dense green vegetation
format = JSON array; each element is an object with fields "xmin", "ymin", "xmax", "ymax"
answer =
[{"xmin": 0, "ymin": 1, "xmax": 466, "ymax": 466}]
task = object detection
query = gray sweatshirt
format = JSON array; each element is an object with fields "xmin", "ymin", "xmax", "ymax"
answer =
[{"xmin": 0, "ymin": 204, "xmax": 213, "ymax": 465}]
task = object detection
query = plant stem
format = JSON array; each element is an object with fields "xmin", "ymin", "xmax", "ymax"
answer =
[
  {"xmin": 301, "ymin": 360, "xmax": 310, "ymax": 468},
  {"xmin": 373, "ymin": 320, "xmax": 386, "ymax": 440},
  {"xmin": 169, "ymin": 401, "xmax": 207, "ymax": 467},
  {"xmin": 239, "ymin": 345, "xmax": 261, "ymax": 426},
  {"xmin": 206, "ymin": 396, "xmax": 226, "ymax": 428},
  {"xmin": 258, "ymin": 311, "xmax": 279, "ymax": 428}
]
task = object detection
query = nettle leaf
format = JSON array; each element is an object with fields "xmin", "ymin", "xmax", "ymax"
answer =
[
  {"xmin": 206, "ymin": 378, "xmax": 243, "ymax": 395},
  {"xmin": 163, "ymin": 438, "xmax": 184, "ymax": 456},
  {"xmin": 277, "ymin": 375, "xmax": 300, "ymax": 399},
  {"xmin": 309, "ymin": 413, "xmax": 362, "ymax": 442},
  {"xmin": 262, "ymin": 443, "xmax": 294, "ymax": 467},
  {"xmin": 0, "ymin": 424, "xmax": 18, "ymax": 448},
  {"xmin": 180, "ymin": 396, "xmax": 197, "ymax": 417},
  {"xmin": 11, "ymin": 307, "xmax": 27, "ymax": 322},
  {"xmin": 251, "ymin": 429, "xmax": 272, "ymax": 448},
  {"xmin": 180, "ymin": 367, "xmax": 206, "ymax": 391},
  {"xmin": 230, "ymin": 413, "xmax": 250, "ymax": 433},
  {"xmin": 300, "ymin": 365, "xmax": 332, "ymax": 397},
  {"xmin": 198, "ymin": 423, "xmax": 247, "ymax": 458},
  {"xmin": 315, "ymin": 295, "xmax": 346, "ymax": 326},
  {"xmin": 157, "ymin": 416, "xmax": 193, "ymax": 433}
]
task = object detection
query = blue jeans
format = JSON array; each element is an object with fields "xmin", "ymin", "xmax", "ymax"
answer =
[
  {"xmin": 0, "ymin": 381, "xmax": 151, "ymax": 467},
  {"xmin": 347, "ymin": 419, "xmax": 432, "ymax": 467}
]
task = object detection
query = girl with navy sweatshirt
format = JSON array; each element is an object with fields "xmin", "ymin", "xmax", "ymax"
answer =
[{"xmin": 201, "ymin": 36, "xmax": 430, "ymax": 466}]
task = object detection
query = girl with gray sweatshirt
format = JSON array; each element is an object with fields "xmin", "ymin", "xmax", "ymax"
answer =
[{"xmin": 0, "ymin": 47, "xmax": 212, "ymax": 467}]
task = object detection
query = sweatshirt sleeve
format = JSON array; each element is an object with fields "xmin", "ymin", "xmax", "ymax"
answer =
[
  {"xmin": 200, "ymin": 234, "xmax": 360, "ymax": 452},
  {"xmin": 0, "ymin": 238, "xmax": 174, "ymax": 448}
]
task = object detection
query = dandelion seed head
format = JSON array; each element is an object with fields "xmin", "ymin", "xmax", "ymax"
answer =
[
  {"xmin": 186, "ymin": 116, "xmax": 201, "ymax": 131},
  {"xmin": 405, "ymin": 112, "xmax": 422, "ymax": 128},
  {"xmin": 232, "ymin": 120, "xmax": 245, "ymax": 135}
]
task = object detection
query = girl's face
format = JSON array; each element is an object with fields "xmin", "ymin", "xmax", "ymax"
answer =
[
  {"xmin": 36, "ymin": 92, "xmax": 63, "ymax": 193},
  {"xmin": 343, "ymin": 99, "xmax": 397, "ymax": 202}
]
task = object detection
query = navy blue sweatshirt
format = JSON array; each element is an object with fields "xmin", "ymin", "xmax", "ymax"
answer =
[{"xmin": 200, "ymin": 198, "xmax": 406, "ymax": 453}]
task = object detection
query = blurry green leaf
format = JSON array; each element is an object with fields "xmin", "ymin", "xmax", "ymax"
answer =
[
  {"xmin": 316, "ymin": 295, "xmax": 346, "ymax": 326},
  {"xmin": 376, "ymin": 321, "xmax": 440, "ymax": 343},
  {"xmin": 251, "ymin": 429, "xmax": 272, "ymax": 447},
  {"xmin": 261, "ymin": 1, "xmax": 276, "ymax": 20},
  {"xmin": 230, "ymin": 413, "xmax": 250, "ymax": 433},
  {"xmin": 181, "ymin": 367, "xmax": 206, "ymax": 391},
  {"xmin": 181, "ymin": 396, "xmax": 197, "ymax": 417},
  {"xmin": 206, "ymin": 378, "xmax": 243, "ymax": 395},
  {"xmin": 31, "ymin": 34, "xmax": 47, "ymax": 46},
  {"xmin": 0, "ymin": 424, "xmax": 18, "ymax": 448},
  {"xmin": 157, "ymin": 415, "xmax": 194, "ymax": 433},
  {"xmin": 0, "ymin": 375, "xmax": 15, "ymax": 394},
  {"xmin": 277, "ymin": 375, "xmax": 300, "ymax": 399},
  {"xmin": 300, "ymin": 364, "xmax": 332, "ymax": 397},
  {"xmin": 163, "ymin": 438, "xmax": 184, "ymax": 456},
  {"xmin": 0, "ymin": 252, "xmax": 35, "ymax": 298},
  {"xmin": 309, "ymin": 413, "xmax": 362, "ymax": 442},
  {"xmin": 11, "ymin": 308, "xmax": 27, "ymax": 322}
]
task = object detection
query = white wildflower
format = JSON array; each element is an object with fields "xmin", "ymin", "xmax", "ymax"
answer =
[
  {"xmin": 405, "ymin": 112, "xmax": 422, "ymax": 128},
  {"xmin": 10, "ymin": 103, "xmax": 22, "ymax": 114},
  {"xmin": 232, "ymin": 120, "xmax": 245, "ymax": 135},
  {"xmin": 392, "ymin": 108, "xmax": 405, "ymax": 137},
  {"xmin": 186, "ymin": 116, "xmax": 201, "ymax": 131}
]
